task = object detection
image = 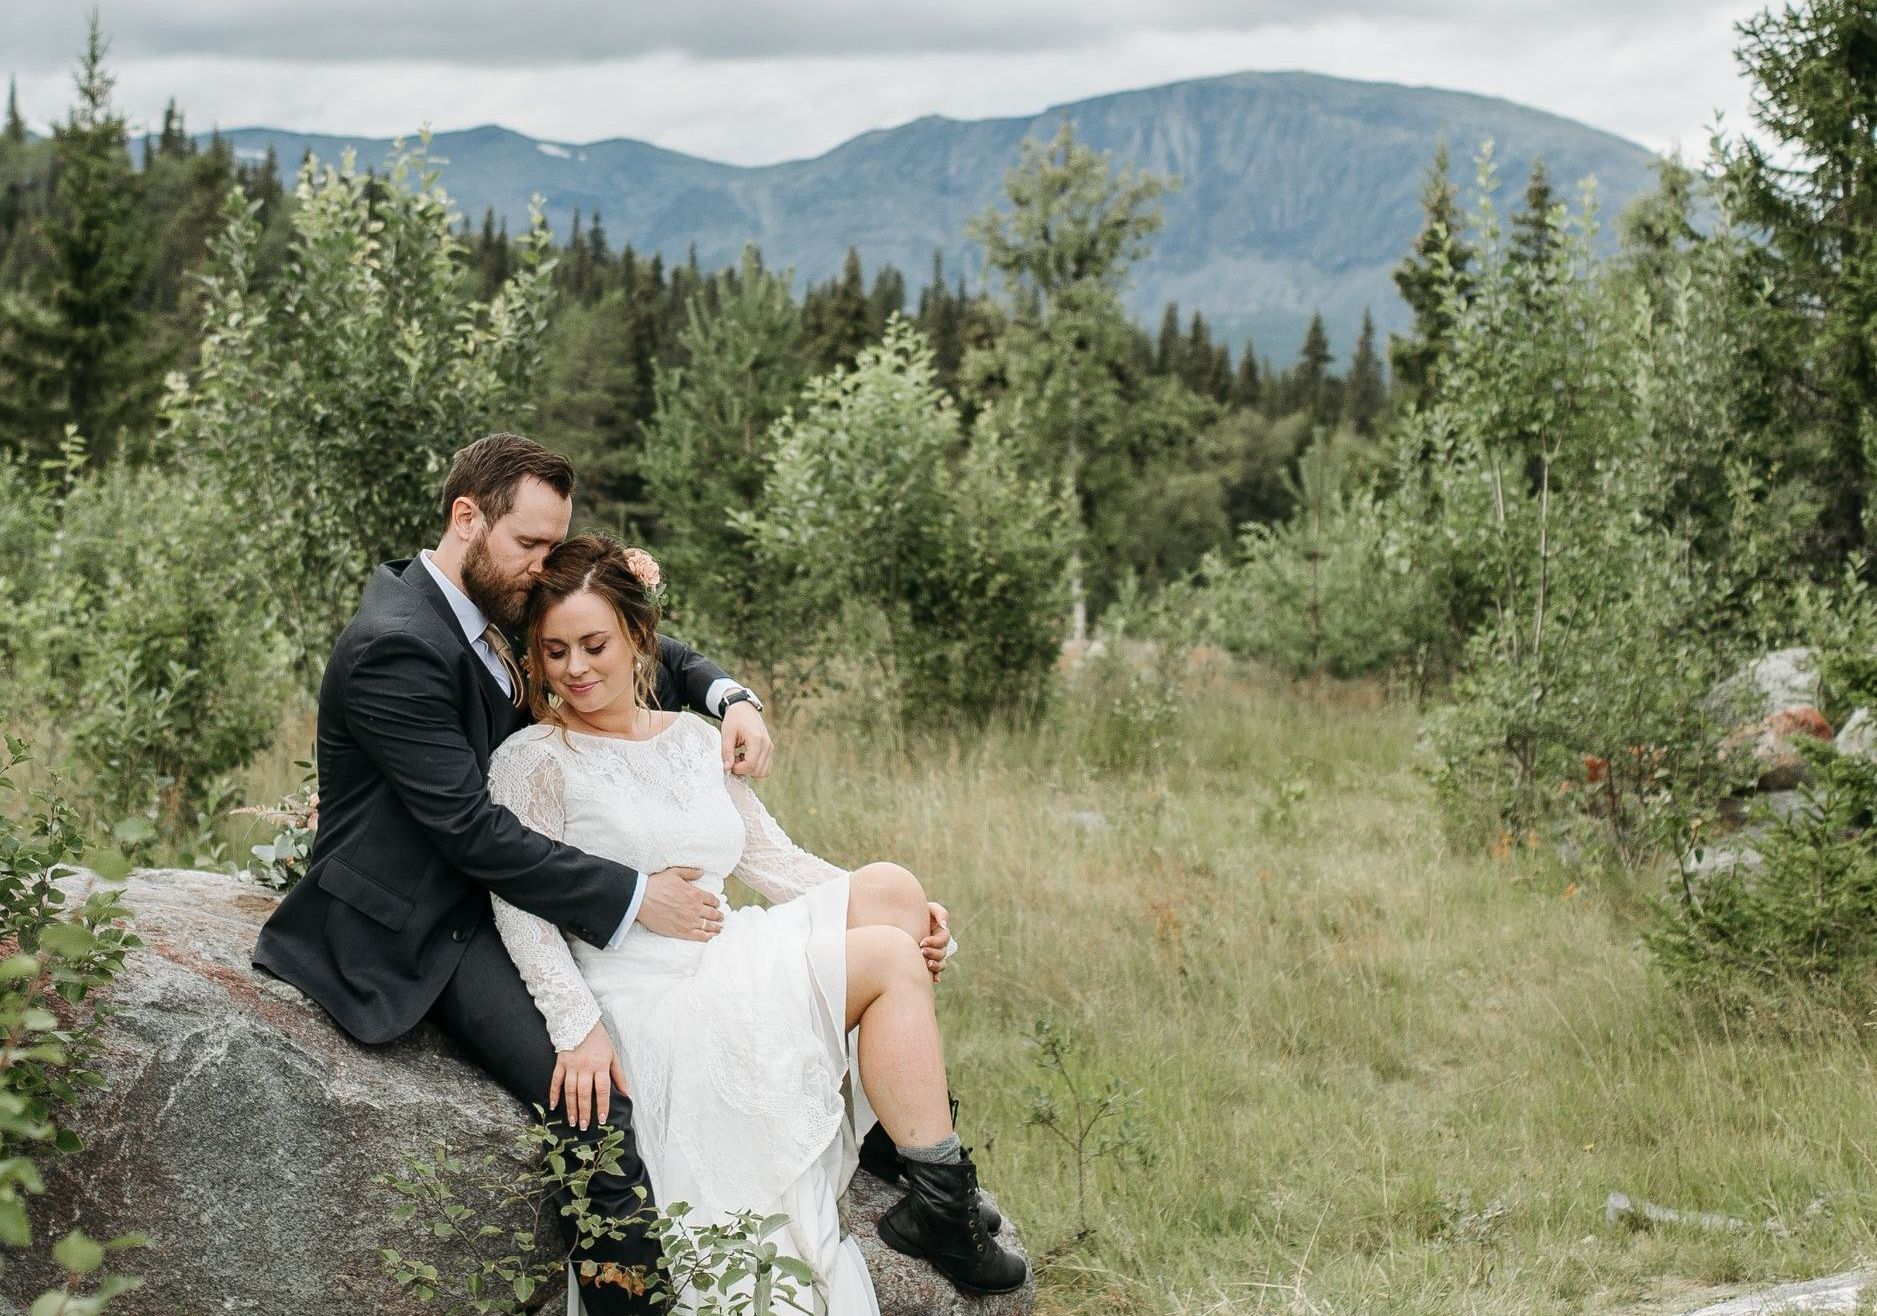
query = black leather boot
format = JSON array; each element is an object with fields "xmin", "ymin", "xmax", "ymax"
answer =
[
  {"xmin": 876, "ymin": 1149, "xmax": 1027, "ymax": 1296},
  {"xmin": 857, "ymin": 1120, "xmax": 1003, "ymax": 1234}
]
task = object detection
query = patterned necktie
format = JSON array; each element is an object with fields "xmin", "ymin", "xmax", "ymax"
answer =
[{"xmin": 481, "ymin": 623, "xmax": 526, "ymax": 708}]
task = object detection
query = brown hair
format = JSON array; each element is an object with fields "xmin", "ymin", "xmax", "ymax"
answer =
[
  {"xmin": 521, "ymin": 535, "xmax": 661, "ymax": 724},
  {"xmin": 440, "ymin": 433, "xmax": 575, "ymax": 527}
]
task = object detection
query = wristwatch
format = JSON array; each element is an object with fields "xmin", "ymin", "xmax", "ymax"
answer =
[{"xmin": 721, "ymin": 688, "xmax": 764, "ymax": 715}]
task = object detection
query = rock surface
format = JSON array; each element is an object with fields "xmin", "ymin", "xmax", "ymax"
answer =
[
  {"xmin": 1706, "ymin": 648, "xmax": 1822, "ymax": 722},
  {"xmin": 1719, "ymin": 706, "xmax": 1833, "ymax": 793},
  {"xmin": 1680, "ymin": 1268, "xmax": 1871, "ymax": 1315},
  {"xmin": 1835, "ymin": 707, "xmax": 1876, "ymax": 761},
  {"xmin": 1, "ymin": 869, "xmax": 1033, "ymax": 1316}
]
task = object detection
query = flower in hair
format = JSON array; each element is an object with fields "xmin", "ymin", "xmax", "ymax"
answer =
[{"xmin": 622, "ymin": 547, "xmax": 662, "ymax": 592}]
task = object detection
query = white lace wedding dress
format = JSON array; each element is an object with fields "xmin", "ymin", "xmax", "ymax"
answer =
[{"xmin": 485, "ymin": 713, "xmax": 880, "ymax": 1316}]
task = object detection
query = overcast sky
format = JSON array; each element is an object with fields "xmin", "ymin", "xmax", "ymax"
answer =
[{"xmin": 2, "ymin": 2, "xmax": 1768, "ymax": 165}]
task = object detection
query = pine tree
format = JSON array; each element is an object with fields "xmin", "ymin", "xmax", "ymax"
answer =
[
  {"xmin": 3, "ymin": 77, "xmax": 25, "ymax": 146},
  {"xmin": 1510, "ymin": 158, "xmax": 1558, "ymax": 267},
  {"xmin": 1731, "ymin": 0, "xmax": 1877, "ymax": 554},
  {"xmin": 1292, "ymin": 312, "xmax": 1334, "ymax": 425},
  {"xmin": 1342, "ymin": 310, "xmax": 1387, "ymax": 433},
  {"xmin": 1155, "ymin": 301, "xmax": 1182, "ymax": 375},
  {"xmin": 868, "ymin": 264, "xmax": 906, "ymax": 331},
  {"xmin": 802, "ymin": 245, "xmax": 872, "ymax": 372},
  {"xmin": 1184, "ymin": 311, "xmax": 1218, "ymax": 396},
  {"xmin": 1231, "ymin": 341, "xmax": 1261, "ymax": 411},
  {"xmin": 0, "ymin": 14, "xmax": 157, "ymax": 460},
  {"xmin": 1390, "ymin": 142, "xmax": 1475, "ymax": 406},
  {"xmin": 156, "ymin": 98, "xmax": 189, "ymax": 159}
]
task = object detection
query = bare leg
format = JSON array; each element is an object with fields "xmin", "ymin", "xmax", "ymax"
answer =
[
  {"xmin": 846, "ymin": 925, "xmax": 953, "ymax": 1147},
  {"xmin": 846, "ymin": 862, "xmax": 929, "ymax": 943}
]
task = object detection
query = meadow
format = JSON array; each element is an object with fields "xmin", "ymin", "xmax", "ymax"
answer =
[{"xmin": 714, "ymin": 663, "xmax": 1877, "ymax": 1316}]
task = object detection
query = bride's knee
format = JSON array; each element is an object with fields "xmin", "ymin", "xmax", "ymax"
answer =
[{"xmin": 852, "ymin": 861, "xmax": 927, "ymax": 932}]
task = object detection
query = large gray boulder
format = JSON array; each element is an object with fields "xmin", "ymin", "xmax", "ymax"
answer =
[
  {"xmin": 1706, "ymin": 648, "xmax": 1822, "ymax": 722},
  {"xmin": 1836, "ymin": 707, "xmax": 1877, "ymax": 761},
  {"xmin": 2, "ymin": 869, "xmax": 1032, "ymax": 1316}
]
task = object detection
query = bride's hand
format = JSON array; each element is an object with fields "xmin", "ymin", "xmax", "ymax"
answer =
[
  {"xmin": 550, "ymin": 1020, "xmax": 629, "ymax": 1132},
  {"xmin": 920, "ymin": 902, "xmax": 951, "ymax": 983}
]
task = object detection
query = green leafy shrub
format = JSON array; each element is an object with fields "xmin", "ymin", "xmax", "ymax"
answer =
[
  {"xmin": 0, "ymin": 737, "xmax": 144, "ymax": 1310},
  {"xmin": 744, "ymin": 318, "xmax": 1069, "ymax": 724},
  {"xmin": 161, "ymin": 140, "xmax": 557, "ymax": 679},
  {"xmin": 1059, "ymin": 626, "xmax": 1183, "ymax": 777},
  {"xmin": 1647, "ymin": 740, "xmax": 1877, "ymax": 1019},
  {"xmin": 0, "ymin": 455, "xmax": 55, "ymax": 632},
  {"xmin": 233, "ymin": 761, "xmax": 317, "ymax": 892},
  {"xmin": 7, "ymin": 464, "xmax": 287, "ymax": 839},
  {"xmin": 1192, "ymin": 434, "xmax": 1440, "ymax": 681},
  {"xmin": 381, "ymin": 1115, "xmax": 812, "ymax": 1315},
  {"xmin": 1022, "ymin": 1014, "xmax": 1148, "ymax": 1248}
]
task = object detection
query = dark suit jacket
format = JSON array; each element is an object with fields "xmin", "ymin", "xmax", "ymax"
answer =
[{"xmin": 253, "ymin": 557, "xmax": 730, "ymax": 1044}]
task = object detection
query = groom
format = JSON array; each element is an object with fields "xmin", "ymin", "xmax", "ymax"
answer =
[{"xmin": 254, "ymin": 432, "xmax": 771, "ymax": 1312}]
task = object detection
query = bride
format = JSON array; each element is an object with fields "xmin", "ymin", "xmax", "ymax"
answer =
[{"xmin": 483, "ymin": 535, "xmax": 1026, "ymax": 1314}]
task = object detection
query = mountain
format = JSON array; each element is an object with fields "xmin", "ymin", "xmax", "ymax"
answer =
[{"xmin": 204, "ymin": 70, "xmax": 1663, "ymax": 360}]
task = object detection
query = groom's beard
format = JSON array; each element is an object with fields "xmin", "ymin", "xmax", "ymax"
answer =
[{"xmin": 461, "ymin": 532, "xmax": 529, "ymax": 631}]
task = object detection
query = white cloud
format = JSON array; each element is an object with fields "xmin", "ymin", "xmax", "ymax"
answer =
[
  {"xmin": 0, "ymin": 1, "xmax": 1754, "ymax": 67},
  {"xmin": 5, "ymin": 3, "xmax": 1766, "ymax": 164}
]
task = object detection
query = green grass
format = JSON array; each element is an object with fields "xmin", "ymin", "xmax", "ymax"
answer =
[
  {"xmin": 747, "ymin": 665, "xmax": 1877, "ymax": 1315},
  {"xmin": 15, "ymin": 662, "xmax": 1877, "ymax": 1313}
]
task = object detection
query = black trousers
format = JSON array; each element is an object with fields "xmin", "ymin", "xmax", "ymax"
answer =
[{"xmin": 429, "ymin": 917, "xmax": 664, "ymax": 1314}]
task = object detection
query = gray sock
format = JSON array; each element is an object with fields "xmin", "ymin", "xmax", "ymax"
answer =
[{"xmin": 896, "ymin": 1132, "xmax": 963, "ymax": 1164}]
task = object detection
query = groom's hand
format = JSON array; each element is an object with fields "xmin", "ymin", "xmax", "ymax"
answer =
[
  {"xmin": 635, "ymin": 866, "xmax": 723, "ymax": 941},
  {"xmin": 550, "ymin": 1020, "xmax": 629, "ymax": 1131},
  {"xmin": 721, "ymin": 703, "xmax": 773, "ymax": 778}
]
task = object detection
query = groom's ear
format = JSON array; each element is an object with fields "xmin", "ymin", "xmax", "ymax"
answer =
[{"xmin": 446, "ymin": 494, "xmax": 484, "ymax": 540}]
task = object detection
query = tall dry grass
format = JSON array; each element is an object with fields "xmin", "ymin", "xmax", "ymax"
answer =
[
  {"xmin": 751, "ymin": 665, "xmax": 1877, "ymax": 1315},
  {"xmin": 14, "ymin": 662, "xmax": 1877, "ymax": 1313}
]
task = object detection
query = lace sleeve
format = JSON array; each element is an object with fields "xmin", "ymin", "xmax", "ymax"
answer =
[
  {"xmin": 728, "ymin": 774, "xmax": 847, "ymax": 904},
  {"xmin": 485, "ymin": 742, "xmax": 603, "ymax": 1053}
]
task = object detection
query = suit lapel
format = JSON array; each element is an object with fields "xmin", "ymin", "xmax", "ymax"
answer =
[{"xmin": 398, "ymin": 559, "xmax": 510, "ymax": 740}]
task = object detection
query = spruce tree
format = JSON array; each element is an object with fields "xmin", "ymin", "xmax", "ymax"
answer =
[
  {"xmin": 1510, "ymin": 158, "xmax": 1558, "ymax": 267},
  {"xmin": 156, "ymin": 98, "xmax": 189, "ymax": 159},
  {"xmin": 642, "ymin": 247, "xmax": 806, "ymax": 665},
  {"xmin": 3, "ymin": 78, "xmax": 24, "ymax": 146},
  {"xmin": 1342, "ymin": 310, "xmax": 1387, "ymax": 433},
  {"xmin": 1155, "ymin": 301, "xmax": 1182, "ymax": 375},
  {"xmin": 915, "ymin": 249, "xmax": 965, "ymax": 391},
  {"xmin": 1231, "ymin": 340, "xmax": 1261, "ymax": 411},
  {"xmin": 587, "ymin": 210, "xmax": 609, "ymax": 267},
  {"xmin": 1185, "ymin": 311, "xmax": 1226, "ymax": 398},
  {"xmin": 1731, "ymin": 0, "xmax": 1877, "ymax": 554},
  {"xmin": 1293, "ymin": 312, "xmax": 1335, "ymax": 425},
  {"xmin": 1390, "ymin": 142, "xmax": 1475, "ymax": 406},
  {"xmin": 0, "ymin": 14, "xmax": 156, "ymax": 460},
  {"xmin": 802, "ymin": 245, "xmax": 871, "ymax": 372},
  {"xmin": 868, "ymin": 264, "xmax": 906, "ymax": 329}
]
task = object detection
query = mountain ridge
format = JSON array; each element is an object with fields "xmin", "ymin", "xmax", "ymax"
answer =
[{"xmin": 190, "ymin": 69, "xmax": 1664, "ymax": 356}]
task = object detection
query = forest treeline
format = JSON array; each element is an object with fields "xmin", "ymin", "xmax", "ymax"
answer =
[{"xmin": 0, "ymin": 28, "xmax": 1425, "ymax": 592}]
